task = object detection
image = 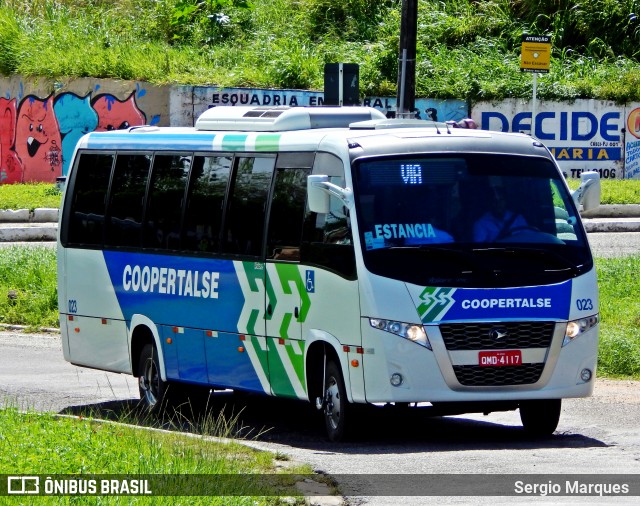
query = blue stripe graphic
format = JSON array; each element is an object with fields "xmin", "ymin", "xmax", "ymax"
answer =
[{"xmin": 86, "ymin": 132, "xmax": 217, "ymax": 151}]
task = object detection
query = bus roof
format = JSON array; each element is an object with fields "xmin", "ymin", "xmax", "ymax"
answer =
[
  {"xmin": 194, "ymin": 105, "xmax": 387, "ymax": 131},
  {"xmin": 75, "ymin": 107, "xmax": 550, "ymax": 160}
]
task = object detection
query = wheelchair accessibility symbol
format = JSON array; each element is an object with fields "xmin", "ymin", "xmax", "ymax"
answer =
[{"xmin": 305, "ymin": 270, "xmax": 315, "ymax": 293}]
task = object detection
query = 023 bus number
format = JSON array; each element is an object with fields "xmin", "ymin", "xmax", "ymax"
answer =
[
  {"xmin": 576, "ymin": 298, "xmax": 593, "ymax": 311},
  {"xmin": 68, "ymin": 299, "xmax": 78, "ymax": 314}
]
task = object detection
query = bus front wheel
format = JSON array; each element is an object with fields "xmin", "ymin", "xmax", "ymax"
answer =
[
  {"xmin": 323, "ymin": 360, "xmax": 351, "ymax": 442},
  {"xmin": 519, "ymin": 399, "xmax": 561, "ymax": 436}
]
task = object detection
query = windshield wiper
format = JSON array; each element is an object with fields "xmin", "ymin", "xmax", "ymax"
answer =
[
  {"xmin": 410, "ymin": 245, "xmax": 488, "ymax": 273},
  {"xmin": 470, "ymin": 246, "xmax": 583, "ymax": 273}
]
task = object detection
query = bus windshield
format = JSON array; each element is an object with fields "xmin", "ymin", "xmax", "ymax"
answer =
[{"xmin": 353, "ymin": 153, "xmax": 592, "ymax": 288}]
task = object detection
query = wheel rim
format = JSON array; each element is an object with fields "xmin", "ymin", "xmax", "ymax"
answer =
[
  {"xmin": 139, "ymin": 356, "xmax": 159, "ymax": 408},
  {"xmin": 325, "ymin": 376, "xmax": 341, "ymax": 430}
]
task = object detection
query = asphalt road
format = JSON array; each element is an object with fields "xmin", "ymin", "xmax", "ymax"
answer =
[
  {"xmin": 1, "ymin": 331, "xmax": 639, "ymax": 504},
  {"xmin": 587, "ymin": 232, "xmax": 640, "ymax": 257}
]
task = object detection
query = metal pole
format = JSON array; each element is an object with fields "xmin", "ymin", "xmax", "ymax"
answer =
[
  {"xmin": 396, "ymin": 0, "xmax": 417, "ymax": 118},
  {"xmin": 398, "ymin": 49, "xmax": 407, "ymax": 117},
  {"xmin": 532, "ymin": 72, "xmax": 538, "ymax": 137},
  {"xmin": 338, "ymin": 63, "xmax": 344, "ymax": 106}
]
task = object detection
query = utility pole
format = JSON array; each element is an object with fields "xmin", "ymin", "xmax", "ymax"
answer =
[{"xmin": 396, "ymin": 0, "xmax": 418, "ymax": 118}]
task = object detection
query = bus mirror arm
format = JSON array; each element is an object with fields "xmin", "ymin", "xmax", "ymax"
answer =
[{"xmin": 307, "ymin": 175, "xmax": 353, "ymax": 213}]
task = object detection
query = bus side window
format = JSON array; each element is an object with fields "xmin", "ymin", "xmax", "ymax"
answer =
[
  {"xmin": 143, "ymin": 154, "xmax": 191, "ymax": 250},
  {"xmin": 223, "ymin": 156, "xmax": 275, "ymax": 257},
  {"xmin": 300, "ymin": 153, "xmax": 356, "ymax": 279},
  {"xmin": 266, "ymin": 167, "xmax": 311, "ymax": 261},
  {"xmin": 65, "ymin": 152, "xmax": 114, "ymax": 246},
  {"xmin": 182, "ymin": 155, "xmax": 231, "ymax": 254},
  {"xmin": 105, "ymin": 154, "xmax": 151, "ymax": 248}
]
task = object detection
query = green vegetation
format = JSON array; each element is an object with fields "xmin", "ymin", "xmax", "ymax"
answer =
[
  {"xmin": 2, "ymin": 180, "xmax": 639, "ymax": 211},
  {"xmin": 0, "ymin": 182, "xmax": 62, "ymax": 210},
  {"xmin": 0, "ymin": 407, "xmax": 314, "ymax": 503},
  {"xmin": 565, "ymin": 178, "xmax": 640, "ymax": 205},
  {"xmin": 595, "ymin": 256, "xmax": 640, "ymax": 378},
  {"xmin": 599, "ymin": 179, "xmax": 640, "ymax": 205},
  {"xmin": 0, "ymin": 245, "xmax": 57, "ymax": 329},
  {"xmin": 2, "ymin": 0, "xmax": 640, "ymax": 101}
]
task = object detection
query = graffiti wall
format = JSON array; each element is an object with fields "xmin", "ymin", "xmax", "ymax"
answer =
[{"xmin": 1, "ymin": 77, "xmax": 169, "ymax": 184}]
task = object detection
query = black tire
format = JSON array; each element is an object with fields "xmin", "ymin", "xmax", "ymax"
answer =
[
  {"xmin": 138, "ymin": 343, "xmax": 211, "ymax": 416},
  {"xmin": 138, "ymin": 343, "xmax": 172, "ymax": 415},
  {"xmin": 519, "ymin": 399, "xmax": 561, "ymax": 436},
  {"xmin": 323, "ymin": 359, "xmax": 351, "ymax": 442}
]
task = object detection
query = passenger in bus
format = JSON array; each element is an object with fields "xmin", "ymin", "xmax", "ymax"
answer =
[{"xmin": 473, "ymin": 184, "xmax": 527, "ymax": 242}]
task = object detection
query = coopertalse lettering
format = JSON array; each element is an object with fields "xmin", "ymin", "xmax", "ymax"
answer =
[
  {"xmin": 122, "ymin": 264, "xmax": 220, "ymax": 298},
  {"xmin": 462, "ymin": 298, "xmax": 552, "ymax": 309}
]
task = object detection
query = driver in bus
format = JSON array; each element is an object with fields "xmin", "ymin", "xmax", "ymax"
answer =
[{"xmin": 473, "ymin": 183, "xmax": 527, "ymax": 242}]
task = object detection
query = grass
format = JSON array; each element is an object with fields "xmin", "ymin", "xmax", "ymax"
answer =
[
  {"xmin": 0, "ymin": 183, "xmax": 62, "ymax": 211},
  {"xmin": 599, "ymin": 179, "xmax": 640, "ymax": 205},
  {"xmin": 2, "ymin": 179, "xmax": 638, "ymax": 211},
  {"xmin": 595, "ymin": 256, "xmax": 640, "ymax": 378},
  {"xmin": 0, "ymin": 245, "xmax": 58, "ymax": 329},
  {"xmin": 0, "ymin": 405, "xmax": 316, "ymax": 502},
  {"xmin": 565, "ymin": 178, "xmax": 640, "ymax": 205},
  {"xmin": 2, "ymin": 0, "xmax": 640, "ymax": 102}
]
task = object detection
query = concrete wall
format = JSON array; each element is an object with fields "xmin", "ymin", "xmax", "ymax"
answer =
[{"xmin": 2, "ymin": 76, "xmax": 639, "ymax": 184}]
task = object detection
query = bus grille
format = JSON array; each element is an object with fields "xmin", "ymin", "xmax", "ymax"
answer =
[
  {"xmin": 439, "ymin": 321, "xmax": 555, "ymax": 351},
  {"xmin": 453, "ymin": 364, "xmax": 545, "ymax": 386}
]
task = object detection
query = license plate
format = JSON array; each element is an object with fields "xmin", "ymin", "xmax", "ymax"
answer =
[{"xmin": 478, "ymin": 350, "xmax": 522, "ymax": 367}]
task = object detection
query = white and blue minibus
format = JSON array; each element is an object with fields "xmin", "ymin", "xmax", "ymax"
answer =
[{"xmin": 58, "ymin": 106, "xmax": 600, "ymax": 441}]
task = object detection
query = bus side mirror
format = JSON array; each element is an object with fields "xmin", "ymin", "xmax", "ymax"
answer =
[
  {"xmin": 308, "ymin": 175, "xmax": 331, "ymax": 213},
  {"xmin": 56, "ymin": 176, "xmax": 67, "ymax": 193},
  {"xmin": 572, "ymin": 171, "xmax": 601, "ymax": 212},
  {"xmin": 307, "ymin": 175, "xmax": 354, "ymax": 214}
]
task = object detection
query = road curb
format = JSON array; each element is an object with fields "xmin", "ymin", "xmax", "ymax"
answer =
[
  {"xmin": 0, "ymin": 223, "xmax": 58, "ymax": 242},
  {"xmin": 583, "ymin": 219, "xmax": 640, "ymax": 233},
  {"xmin": 582, "ymin": 204, "xmax": 640, "ymax": 218},
  {"xmin": 0, "ymin": 208, "xmax": 59, "ymax": 222},
  {"xmin": 2, "ymin": 205, "xmax": 639, "ymax": 222},
  {"xmin": 2, "ymin": 206, "xmax": 640, "ymax": 242},
  {"xmin": 0, "ymin": 323, "xmax": 60, "ymax": 333}
]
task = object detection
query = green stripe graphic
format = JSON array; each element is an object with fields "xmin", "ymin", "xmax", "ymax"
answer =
[
  {"xmin": 256, "ymin": 134, "xmax": 280, "ymax": 151},
  {"xmin": 222, "ymin": 134, "xmax": 248, "ymax": 150}
]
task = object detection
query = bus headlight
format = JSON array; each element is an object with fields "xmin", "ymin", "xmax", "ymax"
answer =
[
  {"xmin": 369, "ymin": 318, "xmax": 431, "ymax": 349},
  {"xmin": 563, "ymin": 314, "xmax": 599, "ymax": 347}
]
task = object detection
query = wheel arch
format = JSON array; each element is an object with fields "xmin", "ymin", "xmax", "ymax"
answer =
[
  {"xmin": 129, "ymin": 315, "xmax": 166, "ymax": 380},
  {"xmin": 305, "ymin": 331, "xmax": 352, "ymax": 404}
]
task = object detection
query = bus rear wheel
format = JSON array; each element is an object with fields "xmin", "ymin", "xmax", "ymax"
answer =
[
  {"xmin": 323, "ymin": 360, "xmax": 351, "ymax": 442},
  {"xmin": 138, "ymin": 343, "xmax": 169, "ymax": 415},
  {"xmin": 519, "ymin": 399, "xmax": 561, "ymax": 436}
]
